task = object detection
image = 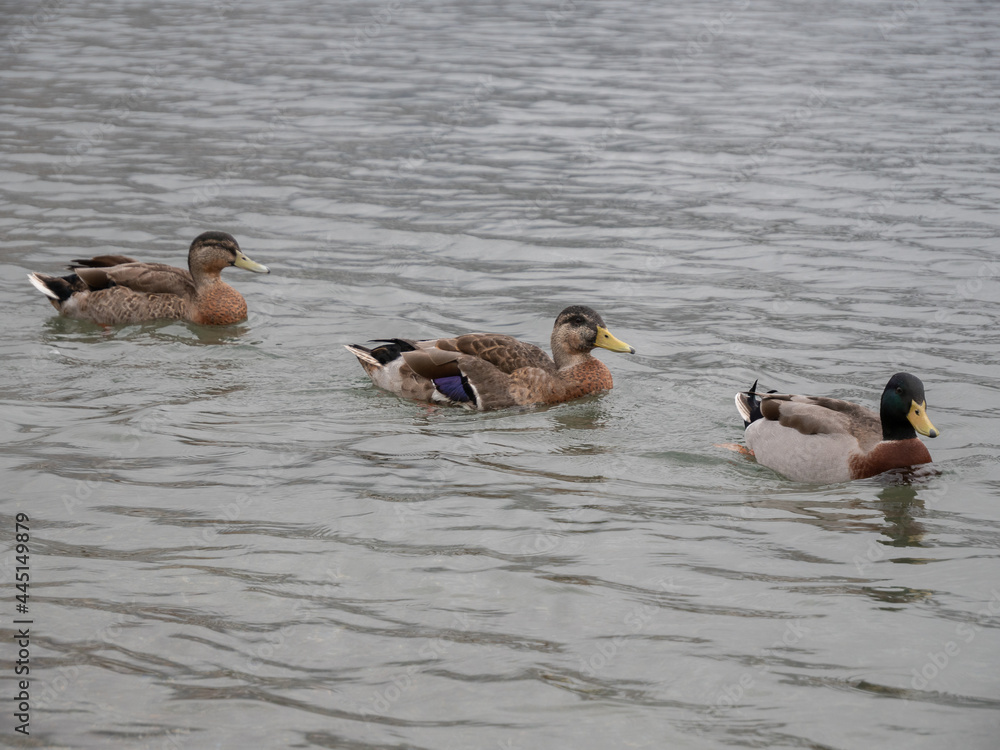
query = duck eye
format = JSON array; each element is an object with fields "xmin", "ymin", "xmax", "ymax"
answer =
[{"xmin": 896, "ymin": 387, "xmax": 904, "ymax": 395}]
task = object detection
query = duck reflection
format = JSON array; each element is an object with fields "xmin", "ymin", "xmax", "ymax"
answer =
[{"xmin": 873, "ymin": 483, "xmax": 926, "ymax": 547}]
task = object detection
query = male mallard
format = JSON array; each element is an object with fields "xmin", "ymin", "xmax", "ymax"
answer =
[
  {"xmin": 346, "ymin": 305, "xmax": 635, "ymax": 410},
  {"xmin": 28, "ymin": 231, "xmax": 269, "ymax": 326},
  {"xmin": 734, "ymin": 372, "xmax": 939, "ymax": 483}
]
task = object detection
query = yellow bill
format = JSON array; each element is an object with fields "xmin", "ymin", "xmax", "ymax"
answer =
[
  {"xmin": 595, "ymin": 326, "xmax": 635, "ymax": 354},
  {"xmin": 233, "ymin": 250, "xmax": 270, "ymax": 274},
  {"xmin": 908, "ymin": 400, "xmax": 938, "ymax": 438}
]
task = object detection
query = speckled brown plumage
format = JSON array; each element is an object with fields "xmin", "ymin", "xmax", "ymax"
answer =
[
  {"xmin": 191, "ymin": 283, "xmax": 250, "ymax": 326},
  {"xmin": 431, "ymin": 334, "xmax": 557, "ymax": 373},
  {"xmin": 346, "ymin": 305, "xmax": 634, "ymax": 410},
  {"xmin": 73, "ymin": 288, "xmax": 190, "ymax": 325},
  {"xmin": 28, "ymin": 231, "xmax": 269, "ymax": 326}
]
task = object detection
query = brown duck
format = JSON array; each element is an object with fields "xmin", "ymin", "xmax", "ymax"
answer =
[
  {"xmin": 346, "ymin": 305, "xmax": 635, "ymax": 410},
  {"xmin": 28, "ymin": 231, "xmax": 269, "ymax": 326},
  {"xmin": 735, "ymin": 372, "xmax": 939, "ymax": 483}
]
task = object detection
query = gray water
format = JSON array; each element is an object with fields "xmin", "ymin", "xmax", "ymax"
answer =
[{"xmin": 2, "ymin": 0, "xmax": 1000, "ymax": 748}]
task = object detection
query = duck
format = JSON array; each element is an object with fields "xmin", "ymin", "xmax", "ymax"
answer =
[
  {"xmin": 27, "ymin": 231, "xmax": 269, "ymax": 326},
  {"xmin": 734, "ymin": 372, "xmax": 939, "ymax": 483},
  {"xmin": 346, "ymin": 305, "xmax": 635, "ymax": 410}
]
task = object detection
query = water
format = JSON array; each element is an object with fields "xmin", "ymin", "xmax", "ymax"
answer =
[{"xmin": 2, "ymin": 0, "xmax": 1000, "ymax": 747}]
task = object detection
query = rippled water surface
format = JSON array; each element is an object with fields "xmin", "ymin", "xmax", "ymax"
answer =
[{"xmin": 2, "ymin": 0, "xmax": 1000, "ymax": 747}]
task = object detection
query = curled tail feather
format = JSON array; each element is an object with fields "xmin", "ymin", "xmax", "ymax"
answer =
[{"xmin": 735, "ymin": 379, "xmax": 781, "ymax": 429}]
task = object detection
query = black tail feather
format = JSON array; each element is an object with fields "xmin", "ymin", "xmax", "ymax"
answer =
[
  {"xmin": 32, "ymin": 273, "xmax": 87, "ymax": 302},
  {"xmin": 742, "ymin": 380, "xmax": 762, "ymax": 428},
  {"xmin": 739, "ymin": 379, "xmax": 780, "ymax": 428},
  {"xmin": 350, "ymin": 338, "xmax": 417, "ymax": 365}
]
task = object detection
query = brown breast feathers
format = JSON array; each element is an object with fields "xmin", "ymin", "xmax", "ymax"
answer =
[
  {"xmin": 193, "ymin": 283, "xmax": 248, "ymax": 326},
  {"xmin": 848, "ymin": 439, "xmax": 932, "ymax": 479}
]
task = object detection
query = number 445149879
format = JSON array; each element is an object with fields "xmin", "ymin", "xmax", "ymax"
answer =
[{"xmin": 15, "ymin": 513, "xmax": 29, "ymax": 612}]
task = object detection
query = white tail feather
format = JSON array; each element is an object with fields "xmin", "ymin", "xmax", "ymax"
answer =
[
  {"xmin": 735, "ymin": 392, "xmax": 753, "ymax": 423},
  {"xmin": 27, "ymin": 273, "xmax": 59, "ymax": 300},
  {"xmin": 344, "ymin": 345, "xmax": 380, "ymax": 368}
]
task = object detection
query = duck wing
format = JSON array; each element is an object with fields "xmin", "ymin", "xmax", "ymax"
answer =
[
  {"xmin": 348, "ymin": 333, "xmax": 560, "ymax": 411},
  {"xmin": 426, "ymin": 333, "xmax": 556, "ymax": 374},
  {"xmin": 73, "ymin": 262, "xmax": 197, "ymax": 298},
  {"xmin": 760, "ymin": 394, "xmax": 881, "ymax": 452},
  {"xmin": 68, "ymin": 255, "xmax": 138, "ymax": 269}
]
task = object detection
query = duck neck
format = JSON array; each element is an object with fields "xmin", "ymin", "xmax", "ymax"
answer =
[
  {"xmin": 880, "ymin": 403, "xmax": 917, "ymax": 442},
  {"xmin": 551, "ymin": 339, "xmax": 592, "ymax": 370},
  {"xmin": 190, "ymin": 266, "xmax": 223, "ymax": 291}
]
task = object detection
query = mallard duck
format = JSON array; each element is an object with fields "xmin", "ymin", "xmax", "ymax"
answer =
[
  {"xmin": 27, "ymin": 231, "xmax": 269, "ymax": 326},
  {"xmin": 346, "ymin": 305, "xmax": 635, "ymax": 410},
  {"xmin": 734, "ymin": 372, "xmax": 939, "ymax": 483}
]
